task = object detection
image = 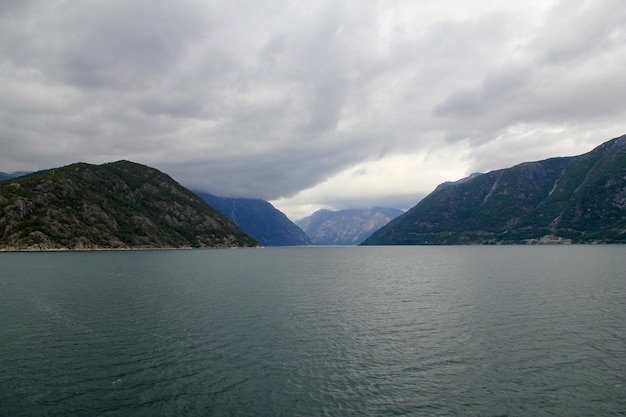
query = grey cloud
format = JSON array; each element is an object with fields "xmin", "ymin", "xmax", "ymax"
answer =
[
  {"xmin": 53, "ymin": 1, "xmax": 209, "ymax": 89},
  {"xmin": 432, "ymin": 0, "xmax": 626, "ymax": 147},
  {"xmin": 301, "ymin": 77, "xmax": 349, "ymax": 134},
  {"xmin": 0, "ymin": 0, "xmax": 32, "ymax": 14},
  {"xmin": 434, "ymin": 65, "xmax": 533, "ymax": 120},
  {"xmin": 161, "ymin": 128, "xmax": 387, "ymax": 200},
  {"xmin": 1, "ymin": 1, "xmax": 208, "ymax": 90},
  {"xmin": 534, "ymin": 0, "xmax": 626, "ymax": 66},
  {"xmin": 1, "ymin": 0, "xmax": 624, "ymax": 212}
]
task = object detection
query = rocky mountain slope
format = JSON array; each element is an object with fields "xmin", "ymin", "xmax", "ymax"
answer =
[
  {"xmin": 0, "ymin": 161, "xmax": 259, "ymax": 250},
  {"xmin": 363, "ymin": 134, "xmax": 626, "ymax": 245},
  {"xmin": 297, "ymin": 207, "xmax": 403, "ymax": 245},
  {"xmin": 195, "ymin": 192, "xmax": 311, "ymax": 246}
]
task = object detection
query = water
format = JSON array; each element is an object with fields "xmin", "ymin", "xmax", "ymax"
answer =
[{"xmin": 0, "ymin": 246, "xmax": 624, "ymax": 416}]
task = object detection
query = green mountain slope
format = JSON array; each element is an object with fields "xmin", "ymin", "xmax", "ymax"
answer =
[
  {"xmin": 0, "ymin": 161, "xmax": 258, "ymax": 250},
  {"xmin": 195, "ymin": 192, "xmax": 312, "ymax": 246},
  {"xmin": 363, "ymin": 134, "xmax": 626, "ymax": 245}
]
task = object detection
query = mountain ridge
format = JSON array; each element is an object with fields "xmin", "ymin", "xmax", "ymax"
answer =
[
  {"xmin": 194, "ymin": 192, "xmax": 312, "ymax": 246},
  {"xmin": 297, "ymin": 207, "xmax": 403, "ymax": 245},
  {"xmin": 0, "ymin": 161, "xmax": 259, "ymax": 250},
  {"xmin": 363, "ymin": 134, "xmax": 626, "ymax": 245}
]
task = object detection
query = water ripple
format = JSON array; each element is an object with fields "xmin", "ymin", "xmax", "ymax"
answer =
[{"xmin": 1, "ymin": 246, "xmax": 625, "ymax": 416}]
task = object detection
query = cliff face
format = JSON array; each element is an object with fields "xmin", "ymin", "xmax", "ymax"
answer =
[
  {"xmin": 195, "ymin": 192, "xmax": 312, "ymax": 246},
  {"xmin": 363, "ymin": 135, "xmax": 626, "ymax": 245},
  {"xmin": 297, "ymin": 207, "xmax": 403, "ymax": 245},
  {"xmin": 0, "ymin": 161, "xmax": 258, "ymax": 250}
]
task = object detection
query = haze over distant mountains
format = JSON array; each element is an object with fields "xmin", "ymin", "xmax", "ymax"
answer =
[
  {"xmin": 194, "ymin": 192, "xmax": 311, "ymax": 246},
  {"xmin": 0, "ymin": 171, "xmax": 31, "ymax": 182},
  {"xmin": 296, "ymin": 207, "xmax": 403, "ymax": 245},
  {"xmin": 363, "ymin": 134, "xmax": 626, "ymax": 245},
  {"xmin": 0, "ymin": 172, "xmax": 14, "ymax": 182}
]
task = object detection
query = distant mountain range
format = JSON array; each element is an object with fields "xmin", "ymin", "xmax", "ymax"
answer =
[
  {"xmin": 0, "ymin": 172, "xmax": 14, "ymax": 182},
  {"xmin": 0, "ymin": 161, "xmax": 258, "ymax": 250},
  {"xmin": 296, "ymin": 207, "xmax": 403, "ymax": 245},
  {"xmin": 0, "ymin": 171, "xmax": 32, "ymax": 182},
  {"xmin": 194, "ymin": 192, "xmax": 312, "ymax": 246},
  {"xmin": 363, "ymin": 134, "xmax": 626, "ymax": 245}
]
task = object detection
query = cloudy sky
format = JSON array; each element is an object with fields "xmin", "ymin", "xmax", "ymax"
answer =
[{"xmin": 1, "ymin": 0, "xmax": 625, "ymax": 219}]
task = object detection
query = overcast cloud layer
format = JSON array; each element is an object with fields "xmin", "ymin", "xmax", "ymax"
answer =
[{"xmin": 1, "ymin": 0, "xmax": 625, "ymax": 219}]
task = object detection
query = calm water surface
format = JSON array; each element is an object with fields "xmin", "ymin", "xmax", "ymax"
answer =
[{"xmin": 0, "ymin": 246, "xmax": 625, "ymax": 416}]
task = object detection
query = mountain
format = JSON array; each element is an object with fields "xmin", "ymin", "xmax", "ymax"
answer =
[
  {"xmin": 194, "ymin": 192, "xmax": 312, "ymax": 246},
  {"xmin": 363, "ymin": 134, "xmax": 626, "ymax": 245},
  {"xmin": 0, "ymin": 161, "xmax": 259, "ymax": 250},
  {"xmin": 296, "ymin": 207, "xmax": 403, "ymax": 245},
  {"xmin": 433, "ymin": 172, "xmax": 483, "ymax": 192},
  {"xmin": 0, "ymin": 171, "xmax": 33, "ymax": 182}
]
